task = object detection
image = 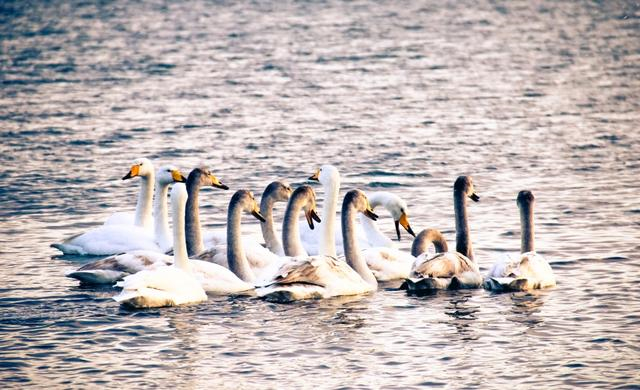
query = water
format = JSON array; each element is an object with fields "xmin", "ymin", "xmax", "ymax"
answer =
[{"xmin": 1, "ymin": 0, "xmax": 639, "ymax": 387}]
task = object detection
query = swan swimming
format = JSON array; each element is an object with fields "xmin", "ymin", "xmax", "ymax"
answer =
[
  {"xmin": 484, "ymin": 190, "xmax": 556, "ymax": 291},
  {"xmin": 257, "ymin": 188, "xmax": 379, "ymax": 303},
  {"xmin": 52, "ymin": 162, "xmax": 186, "ymax": 256},
  {"xmin": 402, "ymin": 176, "xmax": 483, "ymax": 293},
  {"xmin": 113, "ymin": 183, "xmax": 208, "ymax": 308}
]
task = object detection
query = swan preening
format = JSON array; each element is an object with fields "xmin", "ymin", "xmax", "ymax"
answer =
[{"xmin": 60, "ymin": 159, "xmax": 556, "ymax": 308}]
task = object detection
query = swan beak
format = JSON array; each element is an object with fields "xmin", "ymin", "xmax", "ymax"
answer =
[
  {"xmin": 364, "ymin": 207, "xmax": 379, "ymax": 221},
  {"xmin": 470, "ymin": 193, "xmax": 480, "ymax": 202},
  {"xmin": 171, "ymin": 169, "xmax": 187, "ymax": 183},
  {"xmin": 308, "ymin": 169, "xmax": 320, "ymax": 181},
  {"xmin": 305, "ymin": 209, "xmax": 321, "ymax": 230},
  {"xmin": 395, "ymin": 212, "xmax": 416, "ymax": 240},
  {"xmin": 251, "ymin": 209, "xmax": 266, "ymax": 223},
  {"xmin": 122, "ymin": 164, "xmax": 140, "ymax": 180},
  {"xmin": 209, "ymin": 174, "xmax": 229, "ymax": 190}
]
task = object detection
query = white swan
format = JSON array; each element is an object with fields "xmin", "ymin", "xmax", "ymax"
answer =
[
  {"xmin": 52, "ymin": 164, "xmax": 186, "ymax": 256},
  {"xmin": 103, "ymin": 158, "xmax": 155, "ymax": 228},
  {"xmin": 403, "ymin": 176, "xmax": 483, "ymax": 292},
  {"xmin": 256, "ymin": 188, "xmax": 379, "ymax": 303},
  {"xmin": 113, "ymin": 183, "xmax": 207, "ymax": 308},
  {"xmin": 484, "ymin": 190, "xmax": 556, "ymax": 291}
]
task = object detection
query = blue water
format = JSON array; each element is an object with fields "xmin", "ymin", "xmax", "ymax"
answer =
[{"xmin": 1, "ymin": 0, "xmax": 639, "ymax": 387}]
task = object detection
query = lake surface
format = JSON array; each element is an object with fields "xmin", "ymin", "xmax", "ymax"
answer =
[{"xmin": 1, "ymin": 0, "xmax": 639, "ymax": 388}]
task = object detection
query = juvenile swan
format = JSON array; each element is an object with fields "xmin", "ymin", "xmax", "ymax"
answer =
[
  {"xmin": 403, "ymin": 176, "xmax": 483, "ymax": 293},
  {"xmin": 113, "ymin": 183, "xmax": 207, "ymax": 308},
  {"xmin": 484, "ymin": 190, "xmax": 556, "ymax": 292},
  {"xmin": 257, "ymin": 189, "xmax": 379, "ymax": 303}
]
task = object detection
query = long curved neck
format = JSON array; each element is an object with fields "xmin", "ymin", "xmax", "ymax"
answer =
[
  {"xmin": 520, "ymin": 202, "xmax": 535, "ymax": 253},
  {"xmin": 282, "ymin": 195, "xmax": 308, "ymax": 257},
  {"xmin": 185, "ymin": 173, "xmax": 204, "ymax": 256},
  {"xmin": 411, "ymin": 229, "xmax": 449, "ymax": 257},
  {"xmin": 260, "ymin": 196, "xmax": 284, "ymax": 256},
  {"xmin": 134, "ymin": 172, "xmax": 154, "ymax": 229},
  {"xmin": 319, "ymin": 176, "xmax": 340, "ymax": 257},
  {"xmin": 173, "ymin": 196, "xmax": 189, "ymax": 271},
  {"xmin": 153, "ymin": 182, "xmax": 171, "ymax": 250},
  {"xmin": 454, "ymin": 190, "xmax": 474, "ymax": 261},
  {"xmin": 342, "ymin": 200, "xmax": 377, "ymax": 287},
  {"xmin": 227, "ymin": 200, "xmax": 255, "ymax": 282}
]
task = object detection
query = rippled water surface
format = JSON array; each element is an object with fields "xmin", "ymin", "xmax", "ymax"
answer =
[{"xmin": 1, "ymin": 0, "xmax": 640, "ymax": 388}]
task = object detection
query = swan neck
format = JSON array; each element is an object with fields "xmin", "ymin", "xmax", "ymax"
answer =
[
  {"xmin": 454, "ymin": 190, "xmax": 474, "ymax": 261},
  {"xmin": 134, "ymin": 172, "xmax": 154, "ymax": 229},
  {"xmin": 411, "ymin": 229, "xmax": 449, "ymax": 257},
  {"xmin": 227, "ymin": 199, "xmax": 254, "ymax": 282},
  {"xmin": 520, "ymin": 202, "xmax": 535, "ymax": 253},
  {"xmin": 282, "ymin": 195, "xmax": 306, "ymax": 257},
  {"xmin": 260, "ymin": 197, "xmax": 283, "ymax": 255},
  {"xmin": 359, "ymin": 211, "xmax": 388, "ymax": 246},
  {"xmin": 153, "ymin": 182, "xmax": 171, "ymax": 250},
  {"xmin": 342, "ymin": 201, "xmax": 377, "ymax": 287},
  {"xmin": 173, "ymin": 194, "xmax": 189, "ymax": 271},
  {"xmin": 319, "ymin": 177, "xmax": 339, "ymax": 257},
  {"xmin": 185, "ymin": 176, "xmax": 204, "ymax": 256}
]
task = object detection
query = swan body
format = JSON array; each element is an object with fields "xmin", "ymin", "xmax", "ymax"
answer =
[
  {"xmin": 484, "ymin": 191, "xmax": 556, "ymax": 292},
  {"xmin": 403, "ymin": 176, "xmax": 483, "ymax": 293},
  {"xmin": 52, "ymin": 164, "xmax": 186, "ymax": 256},
  {"xmin": 257, "ymin": 188, "xmax": 379, "ymax": 303},
  {"xmin": 113, "ymin": 183, "xmax": 207, "ymax": 308}
]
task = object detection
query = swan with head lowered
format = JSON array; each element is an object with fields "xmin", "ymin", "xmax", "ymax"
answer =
[
  {"xmin": 402, "ymin": 176, "xmax": 483, "ymax": 293},
  {"xmin": 113, "ymin": 186, "xmax": 266, "ymax": 304},
  {"xmin": 256, "ymin": 188, "xmax": 379, "ymax": 303},
  {"xmin": 52, "ymin": 163, "xmax": 187, "ymax": 256},
  {"xmin": 484, "ymin": 190, "xmax": 556, "ymax": 292},
  {"xmin": 300, "ymin": 165, "xmax": 416, "ymax": 257}
]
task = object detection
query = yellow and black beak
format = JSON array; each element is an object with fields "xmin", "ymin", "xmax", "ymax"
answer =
[
  {"xmin": 305, "ymin": 209, "xmax": 322, "ymax": 230},
  {"xmin": 395, "ymin": 212, "xmax": 416, "ymax": 241},
  {"xmin": 470, "ymin": 193, "xmax": 480, "ymax": 202},
  {"xmin": 251, "ymin": 206, "xmax": 266, "ymax": 223},
  {"xmin": 122, "ymin": 164, "xmax": 140, "ymax": 180},
  {"xmin": 171, "ymin": 169, "xmax": 187, "ymax": 183},
  {"xmin": 209, "ymin": 174, "xmax": 229, "ymax": 190},
  {"xmin": 364, "ymin": 205, "xmax": 379, "ymax": 221},
  {"xmin": 308, "ymin": 169, "xmax": 320, "ymax": 182}
]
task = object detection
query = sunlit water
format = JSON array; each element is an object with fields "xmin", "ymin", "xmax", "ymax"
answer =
[{"xmin": 1, "ymin": 0, "xmax": 639, "ymax": 388}]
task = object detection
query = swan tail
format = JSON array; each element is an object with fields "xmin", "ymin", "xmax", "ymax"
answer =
[
  {"xmin": 483, "ymin": 277, "xmax": 531, "ymax": 292},
  {"xmin": 51, "ymin": 242, "xmax": 87, "ymax": 255},
  {"xmin": 402, "ymin": 277, "xmax": 450, "ymax": 294},
  {"xmin": 257, "ymin": 284, "xmax": 324, "ymax": 303},
  {"xmin": 66, "ymin": 269, "xmax": 127, "ymax": 285},
  {"xmin": 450, "ymin": 272, "xmax": 483, "ymax": 289}
]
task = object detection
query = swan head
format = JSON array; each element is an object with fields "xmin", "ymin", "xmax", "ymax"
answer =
[
  {"xmin": 122, "ymin": 158, "xmax": 154, "ymax": 180},
  {"xmin": 156, "ymin": 166, "xmax": 187, "ymax": 185},
  {"xmin": 454, "ymin": 176, "xmax": 479, "ymax": 202},
  {"xmin": 369, "ymin": 192, "xmax": 416, "ymax": 240},
  {"xmin": 517, "ymin": 190, "xmax": 535, "ymax": 208},
  {"xmin": 231, "ymin": 190, "xmax": 266, "ymax": 222},
  {"xmin": 343, "ymin": 189, "xmax": 379, "ymax": 221},
  {"xmin": 308, "ymin": 165, "xmax": 340, "ymax": 186},
  {"xmin": 189, "ymin": 167, "xmax": 229, "ymax": 190},
  {"xmin": 291, "ymin": 185, "xmax": 322, "ymax": 230},
  {"xmin": 263, "ymin": 181, "xmax": 293, "ymax": 203}
]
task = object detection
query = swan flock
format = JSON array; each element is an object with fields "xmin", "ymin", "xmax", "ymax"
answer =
[{"xmin": 56, "ymin": 159, "xmax": 556, "ymax": 308}]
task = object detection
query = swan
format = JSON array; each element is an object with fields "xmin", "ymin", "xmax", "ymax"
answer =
[
  {"xmin": 256, "ymin": 188, "xmax": 379, "ymax": 303},
  {"xmin": 103, "ymin": 158, "xmax": 155, "ymax": 228},
  {"xmin": 69, "ymin": 189, "xmax": 263, "ymax": 295},
  {"xmin": 402, "ymin": 176, "xmax": 483, "ymax": 293},
  {"xmin": 301, "ymin": 166, "xmax": 416, "ymax": 257},
  {"xmin": 187, "ymin": 181, "xmax": 289, "ymax": 275},
  {"xmin": 484, "ymin": 190, "xmax": 556, "ymax": 291},
  {"xmin": 113, "ymin": 183, "xmax": 208, "ymax": 308},
  {"xmin": 51, "ymin": 164, "xmax": 187, "ymax": 256}
]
